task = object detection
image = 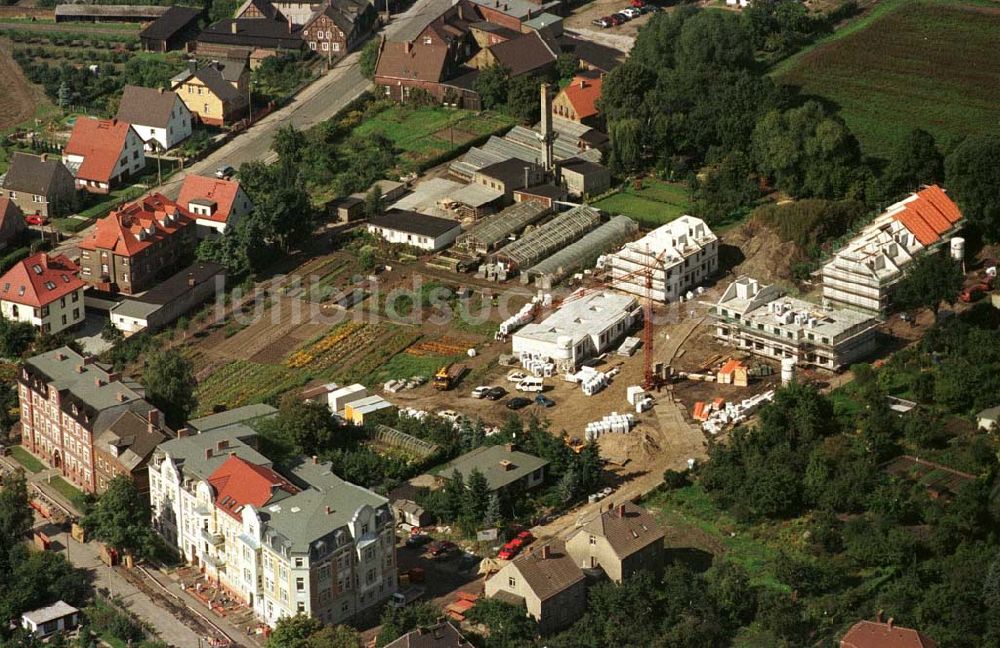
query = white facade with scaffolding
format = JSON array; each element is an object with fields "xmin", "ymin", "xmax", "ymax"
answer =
[{"xmin": 606, "ymin": 216, "xmax": 718, "ymax": 302}]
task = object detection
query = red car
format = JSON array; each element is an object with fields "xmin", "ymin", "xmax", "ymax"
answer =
[
  {"xmin": 516, "ymin": 530, "xmax": 533, "ymax": 543},
  {"xmin": 427, "ymin": 540, "xmax": 457, "ymax": 557},
  {"xmin": 630, "ymin": 0, "xmax": 645, "ymax": 6},
  {"xmin": 25, "ymin": 215, "xmax": 48, "ymax": 226},
  {"xmin": 498, "ymin": 538, "xmax": 523, "ymax": 560}
]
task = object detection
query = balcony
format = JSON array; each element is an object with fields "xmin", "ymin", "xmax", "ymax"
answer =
[{"xmin": 200, "ymin": 528, "xmax": 224, "ymax": 546}]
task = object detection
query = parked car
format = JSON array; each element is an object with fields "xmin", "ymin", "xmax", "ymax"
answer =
[
  {"xmin": 608, "ymin": 13, "xmax": 624, "ymax": 25},
  {"xmin": 516, "ymin": 530, "xmax": 534, "ymax": 543},
  {"xmin": 215, "ymin": 165, "xmax": 236, "ymax": 179},
  {"xmin": 389, "ymin": 586, "xmax": 426, "ymax": 608},
  {"xmin": 630, "ymin": 0, "xmax": 645, "ymax": 7},
  {"xmin": 535, "ymin": 394, "xmax": 556, "ymax": 408},
  {"xmin": 25, "ymin": 215, "xmax": 48, "ymax": 226},
  {"xmin": 614, "ymin": 11, "xmax": 631, "ymax": 22},
  {"xmin": 427, "ymin": 540, "xmax": 457, "ymax": 556},
  {"xmin": 436, "ymin": 409, "xmax": 462, "ymax": 423},
  {"xmin": 622, "ymin": 7, "xmax": 641, "ymax": 18},
  {"xmin": 405, "ymin": 534, "xmax": 432, "ymax": 549},
  {"xmin": 486, "ymin": 386, "xmax": 508, "ymax": 401},
  {"xmin": 506, "ymin": 396, "xmax": 532, "ymax": 410},
  {"xmin": 593, "ymin": 16, "xmax": 611, "ymax": 27},
  {"xmin": 506, "ymin": 370, "xmax": 527, "ymax": 383},
  {"xmin": 498, "ymin": 538, "xmax": 523, "ymax": 560},
  {"xmin": 471, "ymin": 386, "xmax": 491, "ymax": 399}
]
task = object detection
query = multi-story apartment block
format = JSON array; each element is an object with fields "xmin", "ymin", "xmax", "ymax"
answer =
[
  {"xmin": 78, "ymin": 193, "xmax": 196, "ymax": 295},
  {"xmin": 607, "ymin": 215, "xmax": 718, "ymax": 302},
  {"xmin": 17, "ymin": 346, "xmax": 164, "ymax": 494},
  {"xmin": 149, "ymin": 410, "xmax": 397, "ymax": 627},
  {"xmin": 821, "ymin": 184, "xmax": 963, "ymax": 315},
  {"xmin": 712, "ymin": 276, "xmax": 879, "ymax": 371}
]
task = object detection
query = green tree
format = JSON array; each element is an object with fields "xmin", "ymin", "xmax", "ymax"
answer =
[
  {"xmin": 894, "ymin": 251, "xmax": 964, "ymax": 321},
  {"xmin": 365, "ymin": 183, "xmax": 383, "ymax": 218},
  {"xmin": 358, "ymin": 245, "xmax": 376, "ymax": 271},
  {"xmin": 100, "ymin": 319, "xmax": 123, "ymax": 344},
  {"xmin": 484, "ymin": 492, "xmax": 501, "ymax": 528},
  {"xmin": 443, "ymin": 470, "xmax": 465, "ymax": 522},
  {"xmin": 881, "ymin": 128, "xmax": 943, "ymax": 198},
  {"xmin": 267, "ymin": 614, "xmax": 324, "ymax": 648},
  {"xmin": 141, "ymin": 349, "xmax": 196, "ymax": 428},
  {"xmin": 505, "ymin": 74, "xmax": 540, "ymax": 123},
  {"xmin": 0, "ymin": 317, "xmax": 36, "ymax": 359},
  {"xmin": 274, "ymin": 400, "xmax": 337, "ymax": 457},
  {"xmin": 57, "ymin": 81, "xmax": 70, "ymax": 108},
  {"xmin": 0, "ymin": 471, "xmax": 32, "ymax": 574},
  {"xmin": 359, "ymin": 39, "xmax": 381, "ymax": 79},
  {"xmin": 463, "ymin": 468, "xmax": 491, "ymax": 531},
  {"xmin": 945, "ymin": 133, "xmax": 1000, "ymax": 240},
  {"xmin": 81, "ymin": 476, "xmax": 157, "ymax": 559},
  {"xmin": 608, "ymin": 118, "xmax": 643, "ymax": 174},
  {"xmin": 303, "ymin": 626, "xmax": 363, "ymax": 648},
  {"xmin": 555, "ymin": 53, "xmax": 579, "ymax": 81},
  {"xmin": 675, "ymin": 9, "xmax": 755, "ymax": 71},
  {"xmin": 376, "ymin": 603, "xmax": 438, "ymax": 648},
  {"xmin": 466, "ymin": 599, "xmax": 537, "ymax": 648},
  {"xmin": 694, "ymin": 150, "xmax": 759, "ymax": 223},
  {"xmin": 474, "ymin": 65, "xmax": 511, "ymax": 111}
]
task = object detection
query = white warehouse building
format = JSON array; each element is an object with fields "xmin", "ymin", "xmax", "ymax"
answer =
[
  {"xmin": 512, "ymin": 290, "xmax": 640, "ymax": 372},
  {"xmin": 607, "ymin": 215, "xmax": 718, "ymax": 302},
  {"xmin": 366, "ymin": 209, "xmax": 462, "ymax": 252}
]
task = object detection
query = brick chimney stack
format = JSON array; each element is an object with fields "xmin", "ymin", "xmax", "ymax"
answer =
[
  {"xmin": 540, "ymin": 545, "xmax": 550, "ymax": 559},
  {"xmin": 887, "ymin": 618, "xmax": 894, "ymax": 630},
  {"xmin": 617, "ymin": 504, "xmax": 625, "ymax": 518}
]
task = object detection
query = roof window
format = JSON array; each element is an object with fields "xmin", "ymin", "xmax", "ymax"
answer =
[{"xmin": 32, "ymin": 265, "xmax": 42, "ymax": 274}]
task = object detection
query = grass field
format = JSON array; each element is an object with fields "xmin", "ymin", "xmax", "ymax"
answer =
[
  {"xmin": 9, "ymin": 445, "xmax": 44, "ymax": 473},
  {"xmin": 592, "ymin": 179, "xmax": 693, "ymax": 228},
  {"xmin": 352, "ymin": 105, "xmax": 515, "ymax": 173},
  {"xmin": 48, "ymin": 475, "xmax": 88, "ymax": 511},
  {"xmin": 773, "ymin": 0, "xmax": 1000, "ymax": 157}
]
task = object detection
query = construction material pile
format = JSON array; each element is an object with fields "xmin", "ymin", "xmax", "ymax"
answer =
[
  {"xmin": 700, "ymin": 390, "xmax": 776, "ymax": 435},
  {"xmin": 585, "ymin": 412, "xmax": 636, "ymax": 440}
]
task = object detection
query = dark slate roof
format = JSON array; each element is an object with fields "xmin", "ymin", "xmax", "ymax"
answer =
[
  {"xmin": 174, "ymin": 63, "xmax": 243, "ymax": 102},
  {"xmin": 488, "ymin": 30, "xmax": 558, "ymax": 77},
  {"xmin": 116, "ymin": 85, "xmax": 182, "ymax": 129},
  {"xmin": 476, "ymin": 159, "xmax": 539, "ymax": 187},
  {"xmin": 516, "ymin": 184, "xmax": 567, "ymax": 199},
  {"xmin": 368, "ymin": 209, "xmax": 461, "ymax": 237},
  {"xmin": 2, "ymin": 152, "xmax": 71, "ymax": 196},
  {"xmin": 199, "ymin": 18, "xmax": 303, "ymax": 49},
  {"xmin": 139, "ymin": 6, "xmax": 203, "ymax": 41},
  {"xmin": 383, "ymin": 622, "xmax": 474, "ymax": 648},
  {"xmin": 557, "ymin": 34, "xmax": 624, "ymax": 73},
  {"xmin": 559, "ymin": 157, "xmax": 607, "ymax": 176},
  {"xmin": 124, "ymin": 261, "xmax": 224, "ymax": 307}
]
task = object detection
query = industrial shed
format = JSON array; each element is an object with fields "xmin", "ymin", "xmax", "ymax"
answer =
[
  {"xmin": 55, "ymin": 4, "xmax": 170, "ymax": 22},
  {"xmin": 526, "ymin": 215, "xmax": 637, "ymax": 287},
  {"xmin": 492, "ymin": 205, "xmax": 601, "ymax": 270},
  {"xmin": 456, "ymin": 200, "xmax": 551, "ymax": 254}
]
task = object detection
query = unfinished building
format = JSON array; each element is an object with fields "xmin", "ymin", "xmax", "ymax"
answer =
[
  {"xmin": 821, "ymin": 185, "xmax": 963, "ymax": 315},
  {"xmin": 455, "ymin": 200, "xmax": 551, "ymax": 255},
  {"xmin": 712, "ymin": 276, "xmax": 879, "ymax": 371},
  {"xmin": 606, "ymin": 215, "xmax": 718, "ymax": 302},
  {"xmin": 526, "ymin": 215, "xmax": 638, "ymax": 287},
  {"xmin": 512, "ymin": 290, "xmax": 640, "ymax": 372},
  {"xmin": 491, "ymin": 205, "xmax": 601, "ymax": 271}
]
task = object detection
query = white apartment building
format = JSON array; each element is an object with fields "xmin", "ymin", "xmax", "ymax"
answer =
[
  {"xmin": 821, "ymin": 184, "xmax": 963, "ymax": 315},
  {"xmin": 149, "ymin": 410, "xmax": 397, "ymax": 628},
  {"xmin": 512, "ymin": 290, "xmax": 640, "ymax": 372},
  {"xmin": 712, "ymin": 276, "xmax": 879, "ymax": 371},
  {"xmin": 607, "ymin": 215, "xmax": 718, "ymax": 302}
]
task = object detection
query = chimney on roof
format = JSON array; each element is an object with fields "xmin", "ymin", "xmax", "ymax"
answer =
[
  {"xmin": 40, "ymin": 153, "xmax": 47, "ymax": 163},
  {"xmin": 177, "ymin": 427, "xmax": 190, "ymax": 438},
  {"xmin": 84, "ymin": 356, "xmax": 96, "ymax": 366},
  {"xmin": 148, "ymin": 409, "xmax": 160, "ymax": 431},
  {"xmin": 108, "ymin": 372, "xmax": 121, "ymax": 382},
  {"xmin": 617, "ymin": 504, "xmax": 625, "ymax": 518},
  {"xmin": 205, "ymin": 447, "xmax": 213, "ymax": 459},
  {"xmin": 111, "ymin": 118, "xmax": 117, "ymax": 127},
  {"xmin": 231, "ymin": 21, "xmax": 238, "ymax": 34},
  {"xmin": 312, "ymin": 455, "xmax": 318, "ymax": 464},
  {"xmin": 579, "ymin": 79, "xmax": 586, "ymax": 89},
  {"xmin": 218, "ymin": 439, "xmax": 228, "ymax": 451},
  {"xmin": 887, "ymin": 618, "xmax": 894, "ymax": 630},
  {"xmin": 39, "ymin": 255, "xmax": 49, "ymax": 270},
  {"xmin": 288, "ymin": 16, "xmax": 293, "ymax": 34},
  {"xmin": 504, "ymin": 442, "xmax": 514, "ymax": 452},
  {"xmin": 187, "ymin": 272, "xmax": 196, "ymax": 287},
  {"xmin": 188, "ymin": 60, "xmax": 197, "ymax": 73},
  {"xmin": 94, "ymin": 377, "xmax": 104, "ymax": 388},
  {"xmin": 325, "ymin": 505, "xmax": 332, "ymax": 515},
  {"xmin": 876, "ymin": 610, "xmax": 884, "ymax": 623},
  {"xmin": 404, "ymin": 40, "xmax": 412, "ymax": 54},
  {"xmin": 116, "ymin": 392, "xmax": 128, "ymax": 402},
  {"xmin": 55, "ymin": 351, "xmax": 66, "ymax": 361},
  {"xmin": 540, "ymin": 545, "xmax": 550, "ymax": 559},
  {"xmin": 75, "ymin": 365, "xmax": 85, "ymax": 374}
]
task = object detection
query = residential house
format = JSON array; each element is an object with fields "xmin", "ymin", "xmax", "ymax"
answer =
[
  {"xmin": 109, "ymin": 261, "xmax": 226, "ymax": 335},
  {"xmin": 2, "ymin": 152, "xmax": 77, "ymax": 219},
  {"xmin": 468, "ymin": 20, "xmax": 521, "ymax": 48},
  {"xmin": 821, "ymin": 185, "xmax": 963, "ymax": 315},
  {"xmin": 552, "ymin": 74, "xmax": 602, "ymax": 126},
  {"xmin": 711, "ymin": 276, "xmax": 879, "ymax": 371},
  {"xmin": 17, "ymin": 346, "xmax": 161, "ymax": 493},
  {"xmin": 196, "ymin": 0, "xmax": 304, "ymax": 62},
  {"xmin": 366, "ymin": 210, "xmax": 462, "ymax": 252},
  {"xmin": 93, "ymin": 409, "xmax": 170, "ymax": 494},
  {"xmin": 171, "ymin": 60, "xmax": 250, "ymax": 127},
  {"xmin": 384, "ymin": 622, "xmax": 473, "ymax": 648},
  {"xmin": 0, "ymin": 253, "xmax": 85, "ymax": 334},
  {"xmin": 557, "ymin": 157, "xmax": 610, "ymax": 197},
  {"xmin": 302, "ymin": 0, "xmax": 377, "ymax": 62},
  {"xmin": 977, "ymin": 406, "xmax": 1000, "ymax": 432},
  {"xmin": 139, "ymin": 6, "xmax": 203, "ymax": 52},
  {"xmin": 149, "ymin": 424, "xmax": 398, "ymax": 627},
  {"xmin": 607, "ymin": 215, "xmax": 719, "ymax": 303},
  {"xmin": 565, "ymin": 502, "xmax": 664, "ymax": 583},
  {"xmin": 62, "ymin": 117, "xmax": 146, "ymax": 194},
  {"xmin": 20, "ymin": 602, "xmax": 80, "ymax": 638},
  {"xmin": 469, "ymin": 29, "xmax": 558, "ymax": 77},
  {"xmin": 840, "ymin": 616, "xmax": 937, "ymax": 648},
  {"xmin": 467, "ymin": 0, "xmax": 561, "ymax": 31},
  {"xmin": 177, "ymin": 174, "xmax": 254, "ymax": 236},
  {"xmin": 473, "ymin": 159, "xmax": 545, "ymax": 203},
  {"xmin": 78, "ymin": 193, "xmax": 196, "ymax": 295},
  {"xmin": 484, "ymin": 540, "xmax": 586, "ymax": 634},
  {"xmin": 0, "ymin": 198, "xmax": 26, "ymax": 249},
  {"xmin": 437, "ymin": 444, "xmax": 548, "ymax": 495},
  {"xmin": 116, "ymin": 85, "xmax": 193, "ymax": 152},
  {"xmin": 392, "ymin": 499, "xmax": 433, "ymax": 528}
]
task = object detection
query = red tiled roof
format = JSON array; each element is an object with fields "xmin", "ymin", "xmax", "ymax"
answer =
[
  {"xmin": 559, "ymin": 75, "xmax": 602, "ymax": 121},
  {"xmin": 78, "ymin": 193, "xmax": 193, "ymax": 258},
  {"xmin": 841, "ymin": 620, "xmax": 937, "ymax": 648},
  {"xmin": 890, "ymin": 185, "xmax": 962, "ymax": 247},
  {"xmin": 0, "ymin": 253, "xmax": 84, "ymax": 308},
  {"xmin": 177, "ymin": 175, "xmax": 243, "ymax": 224},
  {"xmin": 207, "ymin": 455, "xmax": 299, "ymax": 520},
  {"xmin": 63, "ymin": 117, "xmax": 135, "ymax": 183}
]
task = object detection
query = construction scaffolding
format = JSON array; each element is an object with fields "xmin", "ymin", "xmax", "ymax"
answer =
[
  {"xmin": 455, "ymin": 200, "xmax": 551, "ymax": 254},
  {"xmin": 526, "ymin": 215, "xmax": 638, "ymax": 286},
  {"xmin": 492, "ymin": 205, "xmax": 601, "ymax": 270}
]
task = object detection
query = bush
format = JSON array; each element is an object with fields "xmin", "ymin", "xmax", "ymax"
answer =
[{"xmin": 662, "ymin": 469, "xmax": 690, "ymax": 489}]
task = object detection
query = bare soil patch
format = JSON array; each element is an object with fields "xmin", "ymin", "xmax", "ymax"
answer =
[{"xmin": 0, "ymin": 38, "xmax": 51, "ymax": 131}]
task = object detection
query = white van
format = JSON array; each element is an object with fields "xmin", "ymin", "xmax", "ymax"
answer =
[{"xmin": 516, "ymin": 377, "xmax": 544, "ymax": 393}]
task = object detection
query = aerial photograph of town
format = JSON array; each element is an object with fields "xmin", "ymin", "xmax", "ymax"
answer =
[{"xmin": 0, "ymin": 0, "xmax": 997, "ymax": 645}]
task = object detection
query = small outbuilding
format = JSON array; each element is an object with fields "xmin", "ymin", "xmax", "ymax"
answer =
[
  {"xmin": 21, "ymin": 601, "xmax": 80, "ymax": 637},
  {"xmin": 367, "ymin": 210, "xmax": 462, "ymax": 252},
  {"xmin": 558, "ymin": 157, "xmax": 611, "ymax": 198},
  {"xmin": 978, "ymin": 406, "xmax": 1000, "ymax": 432}
]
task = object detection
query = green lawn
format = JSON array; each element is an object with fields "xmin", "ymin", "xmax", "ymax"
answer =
[
  {"xmin": 592, "ymin": 179, "xmax": 693, "ymax": 228},
  {"xmin": 9, "ymin": 446, "xmax": 44, "ymax": 473},
  {"xmin": 772, "ymin": 0, "xmax": 1000, "ymax": 157},
  {"xmin": 47, "ymin": 475, "xmax": 88, "ymax": 511}
]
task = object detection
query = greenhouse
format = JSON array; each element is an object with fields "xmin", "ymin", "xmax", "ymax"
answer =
[
  {"xmin": 455, "ymin": 200, "xmax": 551, "ymax": 254},
  {"xmin": 492, "ymin": 205, "xmax": 601, "ymax": 270},
  {"xmin": 526, "ymin": 215, "xmax": 638, "ymax": 286}
]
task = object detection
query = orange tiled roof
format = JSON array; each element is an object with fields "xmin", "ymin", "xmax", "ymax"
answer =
[
  {"xmin": 559, "ymin": 75, "xmax": 603, "ymax": 121},
  {"xmin": 177, "ymin": 175, "xmax": 243, "ymax": 224},
  {"xmin": 890, "ymin": 185, "xmax": 962, "ymax": 247},
  {"xmin": 0, "ymin": 253, "xmax": 84, "ymax": 308},
  {"xmin": 63, "ymin": 117, "xmax": 134, "ymax": 184},
  {"xmin": 841, "ymin": 620, "xmax": 937, "ymax": 648},
  {"xmin": 208, "ymin": 455, "xmax": 299, "ymax": 520},
  {"xmin": 78, "ymin": 193, "xmax": 193, "ymax": 258}
]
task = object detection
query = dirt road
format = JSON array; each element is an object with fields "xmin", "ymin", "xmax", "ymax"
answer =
[{"xmin": 0, "ymin": 38, "xmax": 51, "ymax": 131}]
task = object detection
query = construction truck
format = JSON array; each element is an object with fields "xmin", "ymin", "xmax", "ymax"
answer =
[{"xmin": 433, "ymin": 363, "xmax": 466, "ymax": 391}]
